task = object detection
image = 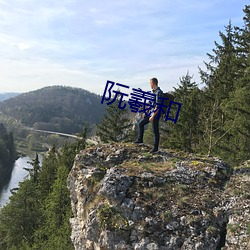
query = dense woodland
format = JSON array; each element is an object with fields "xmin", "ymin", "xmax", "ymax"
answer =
[
  {"xmin": 166, "ymin": 5, "xmax": 249, "ymax": 165},
  {"xmin": 0, "ymin": 128, "xmax": 86, "ymax": 250},
  {"xmin": 0, "ymin": 5, "xmax": 249, "ymax": 250},
  {"xmin": 0, "ymin": 123, "xmax": 16, "ymax": 188}
]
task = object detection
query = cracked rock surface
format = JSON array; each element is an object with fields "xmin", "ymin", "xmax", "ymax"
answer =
[{"xmin": 67, "ymin": 143, "xmax": 250, "ymax": 250}]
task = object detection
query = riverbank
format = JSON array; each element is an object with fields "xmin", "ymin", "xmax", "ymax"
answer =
[{"xmin": 0, "ymin": 155, "xmax": 43, "ymax": 208}]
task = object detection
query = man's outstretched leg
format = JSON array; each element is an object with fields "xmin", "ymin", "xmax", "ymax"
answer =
[{"xmin": 135, "ymin": 116, "xmax": 150, "ymax": 143}]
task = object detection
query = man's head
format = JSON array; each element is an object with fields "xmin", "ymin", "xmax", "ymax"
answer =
[{"xmin": 150, "ymin": 78, "xmax": 158, "ymax": 90}]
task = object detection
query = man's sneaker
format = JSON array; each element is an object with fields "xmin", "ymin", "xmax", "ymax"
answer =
[
  {"xmin": 134, "ymin": 140, "xmax": 143, "ymax": 144},
  {"xmin": 149, "ymin": 148, "xmax": 158, "ymax": 153}
]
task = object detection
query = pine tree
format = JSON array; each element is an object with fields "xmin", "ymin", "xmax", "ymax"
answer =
[
  {"xmin": 96, "ymin": 94, "xmax": 131, "ymax": 143},
  {"xmin": 75, "ymin": 125, "xmax": 87, "ymax": 151},
  {"xmin": 199, "ymin": 21, "xmax": 239, "ymax": 157},
  {"xmin": 143, "ymin": 123, "xmax": 154, "ymax": 145},
  {"xmin": 158, "ymin": 119, "xmax": 171, "ymax": 148},
  {"xmin": 162, "ymin": 73, "xmax": 201, "ymax": 152},
  {"xmin": 38, "ymin": 146, "xmax": 58, "ymax": 200},
  {"xmin": 220, "ymin": 5, "xmax": 250, "ymax": 163},
  {"xmin": 0, "ymin": 179, "xmax": 40, "ymax": 249},
  {"xmin": 26, "ymin": 153, "xmax": 40, "ymax": 184},
  {"xmin": 33, "ymin": 164, "xmax": 73, "ymax": 250}
]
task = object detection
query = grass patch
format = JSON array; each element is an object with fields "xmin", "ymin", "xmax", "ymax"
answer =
[
  {"xmin": 142, "ymin": 152, "xmax": 153, "ymax": 158},
  {"xmin": 160, "ymin": 210, "xmax": 173, "ymax": 222},
  {"xmin": 227, "ymin": 223, "xmax": 240, "ymax": 233},
  {"xmin": 206, "ymin": 226, "xmax": 219, "ymax": 237},
  {"xmin": 170, "ymin": 158, "xmax": 179, "ymax": 164},
  {"xmin": 172, "ymin": 184, "xmax": 189, "ymax": 195},
  {"xmin": 246, "ymin": 223, "xmax": 250, "ymax": 235},
  {"xmin": 177, "ymin": 196, "xmax": 190, "ymax": 208},
  {"xmin": 87, "ymin": 168, "xmax": 106, "ymax": 186},
  {"xmin": 98, "ymin": 203, "xmax": 129, "ymax": 231},
  {"xmin": 121, "ymin": 160, "xmax": 175, "ymax": 175}
]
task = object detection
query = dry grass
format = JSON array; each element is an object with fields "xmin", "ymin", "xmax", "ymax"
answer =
[{"xmin": 120, "ymin": 160, "xmax": 175, "ymax": 176}]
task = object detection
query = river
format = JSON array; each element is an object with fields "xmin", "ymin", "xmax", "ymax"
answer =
[{"xmin": 0, "ymin": 156, "xmax": 33, "ymax": 208}]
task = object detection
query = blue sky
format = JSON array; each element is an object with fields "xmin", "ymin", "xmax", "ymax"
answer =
[{"xmin": 0, "ymin": 0, "xmax": 248, "ymax": 95}]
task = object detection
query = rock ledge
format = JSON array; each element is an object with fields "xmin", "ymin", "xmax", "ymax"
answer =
[{"xmin": 67, "ymin": 143, "xmax": 250, "ymax": 250}]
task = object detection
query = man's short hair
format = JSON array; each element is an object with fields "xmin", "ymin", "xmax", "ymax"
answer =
[{"xmin": 151, "ymin": 78, "xmax": 158, "ymax": 86}]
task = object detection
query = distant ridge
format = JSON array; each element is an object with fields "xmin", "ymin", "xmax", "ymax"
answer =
[{"xmin": 0, "ymin": 93, "xmax": 20, "ymax": 102}]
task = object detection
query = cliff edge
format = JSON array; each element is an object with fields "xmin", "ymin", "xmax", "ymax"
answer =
[{"xmin": 67, "ymin": 143, "xmax": 250, "ymax": 250}]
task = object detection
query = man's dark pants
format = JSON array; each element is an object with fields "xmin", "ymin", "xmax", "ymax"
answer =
[{"xmin": 138, "ymin": 116, "xmax": 159, "ymax": 150}]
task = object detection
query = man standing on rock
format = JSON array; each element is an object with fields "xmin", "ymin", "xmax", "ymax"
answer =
[{"xmin": 134, "ymin": 78, "xmax": 163, "ymax": 153}]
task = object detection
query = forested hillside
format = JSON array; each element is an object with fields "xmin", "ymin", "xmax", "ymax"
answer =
[{"xmin": 0, "ymin": 86, "xmax": 105, "ymax": 134}]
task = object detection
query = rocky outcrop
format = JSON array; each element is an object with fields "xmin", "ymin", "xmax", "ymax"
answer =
[
  {"xmin": 67, "ymin": 143, "xmax": 250, "ymax": 250},
  {"xmin": 222, "ymin": 160, "xmax": 250, "ymax": 250}
]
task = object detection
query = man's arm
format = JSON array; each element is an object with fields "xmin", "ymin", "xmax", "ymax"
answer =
[
  {"xmin": 149, "ymin": 108, "xmax": 159, "ymax": 121},
  {"xmin": 149, "ymin": 89, "xmax": 161, "ymax": 122}
]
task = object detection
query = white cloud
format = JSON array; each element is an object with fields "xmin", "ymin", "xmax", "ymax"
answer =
[
  {"xmin": 0, "ymin": 0, "xmax": 247, "ymax": 94},
  {"xmin": 17, "ymin": 42, "xmax": 32, "ymax": 50}
]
